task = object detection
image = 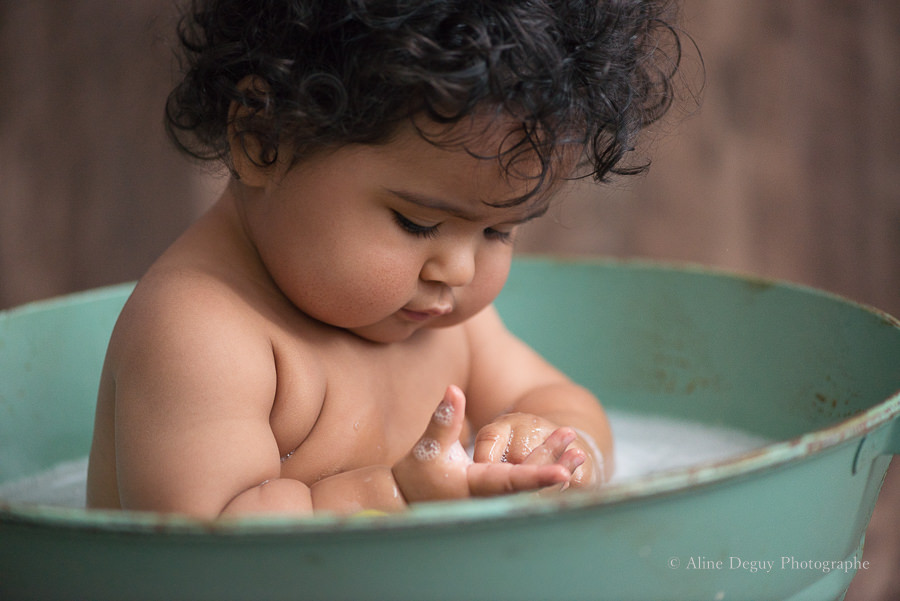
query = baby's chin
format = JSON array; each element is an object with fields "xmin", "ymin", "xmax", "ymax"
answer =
[{"xmin": 345, "ymin": 312, "xmax": 468, "ymax": 345}]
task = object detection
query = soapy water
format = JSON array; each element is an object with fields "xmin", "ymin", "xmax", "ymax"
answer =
[
  {"xmin": 412, "ymin": 438, "xmax": 442, "ymax": 461},
  {"xmin": 0, "ymin": 411, "xmax": 771, "ymax": 508},
  {"xmin": 0, "ymin": 456, "xmax": 90, "ymax": 508},
  {"xmin": 607, "ymin": 411, "xmax": 770, "ymax": 483}
]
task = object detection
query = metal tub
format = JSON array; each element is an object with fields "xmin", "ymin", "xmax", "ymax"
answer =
[{"xmin": 2, "ymin": 257, "xmax": 898, "ymax": 601}]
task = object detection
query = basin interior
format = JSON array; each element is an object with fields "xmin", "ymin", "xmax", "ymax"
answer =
[{"xmin": 1, "ymin": 258, "xmax": 898, "ymax": 493}]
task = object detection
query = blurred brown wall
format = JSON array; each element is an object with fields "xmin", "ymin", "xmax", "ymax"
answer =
[
  {"xmin": 1, "ymin": 1, "xmax": 898, "ymax": 599},
  {"xmin": 518, "ymin": 0, "xmax": 900, "ymax": 320},
  {"xmin": 2, "ymin": 1, "xmax": 897, "ymax": 316},
  {"xmin": 0, "ymin": 0, "xmax": 216, "ymax": 307}
]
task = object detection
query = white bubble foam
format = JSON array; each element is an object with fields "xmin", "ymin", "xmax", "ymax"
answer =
[
  {"xmin": 432, "ymin": 400, "xmax": 454, "ymax": 426},
  {"xmin": 607, "ymin": 410, "xmax": 771, "ymax": 483},
  {"xmin": 412, "ymin": 438, "xmax": 441, "ymax": 461},
  {"xmin": 0, "ymin": 457, "xmax": 88, "ymax": 508}
]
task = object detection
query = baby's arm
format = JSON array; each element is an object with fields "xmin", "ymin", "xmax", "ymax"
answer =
[
  {"xmin": 112, "ymin": 280, "xmax": 419, "ymax": 517},
  {"xmin": 110, "ymin": 281, "xmax": 311, "ymax": 518},
  {"xmin": 224, "ymin": 385, "xmax": 580, "ymax": 515},
  {"xmin": 110, "ymin": 283, "xmax": 397, "ymax": 517},
  {"xmin": 463, "ymin": 306, "xmax": 614, "ymax": 486}
]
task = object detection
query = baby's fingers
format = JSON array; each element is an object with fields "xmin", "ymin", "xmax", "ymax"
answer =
[
  {"xmin": 392, "ymin": 385, "xmax": 470, "ymax": 503},
  {"xmin": 472, "ymin": 421, "xmax": 512, "ymax": 463},
  {"xmin": 467, "ymin": 462, "xmax": 571, "ymax": 497},
  {"xmin": 523, "ymin": 427, "xmax": 586, "ymax": 474},
  {"xmin": 409, "ymin": 385, "xmax": 467, "ymax": 461}
]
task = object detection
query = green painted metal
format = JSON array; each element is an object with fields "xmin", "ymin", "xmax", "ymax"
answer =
[{"xmin": 1, "ymin": 257, "xmax": 898, "ymax": 601}]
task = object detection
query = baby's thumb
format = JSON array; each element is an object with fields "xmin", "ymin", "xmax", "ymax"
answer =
[{"xmin": 411, "ymin": 385, "xmax": 466, "ymax": 461}]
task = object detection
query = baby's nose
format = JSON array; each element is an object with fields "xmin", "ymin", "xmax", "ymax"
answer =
[{"xmin": 420, "ymin": 244, "xmax": 475, "ymax": 288}]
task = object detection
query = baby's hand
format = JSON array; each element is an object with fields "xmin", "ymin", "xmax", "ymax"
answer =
[
  {"xmin": 473, "ymin": 412, "xmax": 603, "ymax": 488},
  {"xmin": 392, "ymin": 386, "xmax": 580, "ymax": 503}
]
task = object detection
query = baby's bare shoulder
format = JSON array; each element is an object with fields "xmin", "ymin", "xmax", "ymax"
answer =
[
  {"xmin": 114, "ymin": 267, "xmax": 265, "ymax": 353},
  {"xmin": 107, "ymin": 266, "xmax": 311, "ymax": 410}
]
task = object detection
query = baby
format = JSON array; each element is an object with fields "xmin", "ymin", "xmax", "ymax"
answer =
[{"xmin": 86, "ymin": 0, "xmax": 682, "ymax": 517}]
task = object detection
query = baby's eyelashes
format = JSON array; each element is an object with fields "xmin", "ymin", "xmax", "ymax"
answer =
[{"xmin": 391, "ymin": 210, "xmax": 439, "ymax": 239}]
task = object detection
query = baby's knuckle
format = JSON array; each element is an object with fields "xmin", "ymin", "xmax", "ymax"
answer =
[{"xmin": 474, "ymin": 428, "xmax": 503, "ymax": 444}]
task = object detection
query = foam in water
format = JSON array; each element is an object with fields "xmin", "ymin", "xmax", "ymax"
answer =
[
  {"xmin": 0, "ymin": 411, "xmax": 771, "ymax": 508},
  {"xmin": 607, "ymin": 411, "xmax": 771, "ymax": 483},
  {"xmin": 0, "ymin": 457, "xmax": 89, "ymax": 508}
]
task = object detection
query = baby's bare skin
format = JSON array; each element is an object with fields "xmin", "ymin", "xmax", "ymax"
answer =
[
  {"xmin": 393, "ymin": 385, "xmax": 586, "ymax": 503},
  {"xmin": 86, "ymin": 121, "xmax": 613, "ymax": 518}
]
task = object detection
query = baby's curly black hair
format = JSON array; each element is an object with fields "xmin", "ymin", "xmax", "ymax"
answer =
[{"xmin": 165, "ymin": 0, "xmax": 686, "ymax": 201}]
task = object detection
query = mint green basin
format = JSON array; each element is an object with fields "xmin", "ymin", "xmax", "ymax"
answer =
[{"xmin": 2, "ymin": 257, "xmax": 898, "ymax": 601}]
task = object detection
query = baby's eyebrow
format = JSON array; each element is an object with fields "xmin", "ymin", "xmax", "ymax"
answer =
[{"xmin": 387, "ymin": 189, "xmax": 548, "ymax": 224}]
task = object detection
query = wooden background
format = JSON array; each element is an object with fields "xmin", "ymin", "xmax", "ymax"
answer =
[{"xmin": 1, "ymin": 2, "xmax": 897, "ymax": 598}]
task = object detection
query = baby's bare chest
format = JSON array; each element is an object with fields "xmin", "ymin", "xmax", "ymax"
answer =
[{"xmin": 268, "ymin": 327, "xmax": 470, "ymax": 484}]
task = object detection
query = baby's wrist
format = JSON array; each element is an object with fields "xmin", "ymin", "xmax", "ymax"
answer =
[
  {"xmin": 572, "ymin": 427, "xmax": 608, "ymax": 483},
  {"xmin": 367, "ymin": 465, "xmax": 407, "ymax": 512},
  {"xmin": 310, "ymin": 465, "xmax": 407, "ymax": 514}
]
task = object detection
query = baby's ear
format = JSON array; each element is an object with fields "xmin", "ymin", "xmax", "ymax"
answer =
[{"xmin": 227, "ymin": 76, "xmax": 280, "ymax": 187}]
